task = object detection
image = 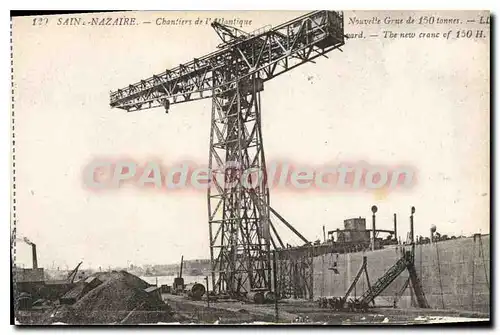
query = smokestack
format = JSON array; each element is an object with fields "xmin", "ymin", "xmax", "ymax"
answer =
[
  {"xmin": 31, "ymin": 243, "xmax": 38, "ymax": 269},
  {"xmin": 21, "ymin": 237, "xmax": 37, "ymax": 269},
  {"xmin": 393, "ymin": 213, "xmax": 398, "ymax": 242}
]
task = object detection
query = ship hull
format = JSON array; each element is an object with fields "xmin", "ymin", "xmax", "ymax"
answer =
[{"xmin": 313, "ymin": 235, "xmax": 490, "ymax": 313}]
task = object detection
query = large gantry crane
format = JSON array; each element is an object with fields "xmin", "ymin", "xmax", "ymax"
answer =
[{"xmin": 110, "ymin": 11, "xmax": 345, "ymax": 297}]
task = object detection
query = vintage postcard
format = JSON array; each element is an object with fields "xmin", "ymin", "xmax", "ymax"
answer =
[{"xmin": 10, "ymin": 10, "xmax": 490, "ymax": 325}]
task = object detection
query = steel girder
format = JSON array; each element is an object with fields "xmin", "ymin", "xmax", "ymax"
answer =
[
  {"xmin": 110, "ymin": 11, "xmax": 344, "ymax": 112},
  {"xmin": 275, "ymin": 248, "xmax": 314, "ymax": 299},
  {"xmin": 208, "ymin": 71, "xmax": 271, "ymax": 295}
]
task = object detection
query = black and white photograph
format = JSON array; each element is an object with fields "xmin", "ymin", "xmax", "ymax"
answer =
[{"xmin": 10, "ymin": 9, "xmax": 490, "ymax": 325}]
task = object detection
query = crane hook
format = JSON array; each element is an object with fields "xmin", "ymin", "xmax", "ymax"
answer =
[{"xmin": 163, "ymin": 99, "xmax": 170, "ymax": 114}]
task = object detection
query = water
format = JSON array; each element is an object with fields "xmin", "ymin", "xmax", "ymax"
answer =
[{"xmin": 141, "ymin": 275, "xmax": 206, "ymax": 287}]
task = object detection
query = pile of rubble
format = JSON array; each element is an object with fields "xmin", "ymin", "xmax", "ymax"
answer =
[{"xmin": 45, "ymin": 271, "xmax": 178, "ymax": 324}]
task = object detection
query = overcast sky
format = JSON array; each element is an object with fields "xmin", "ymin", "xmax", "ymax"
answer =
[{"xmin": 13, "ymin": 11, "xmax": 489, "ymax": 269}]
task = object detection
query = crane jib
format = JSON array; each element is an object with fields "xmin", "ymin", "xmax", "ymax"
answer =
[
  {"xmin": 109, "ymin": 10, "xmax": 345, "ymax": 112},
  {"xmin": 107, "ymin": 9, "xmax": 346, "ymax": 297}
]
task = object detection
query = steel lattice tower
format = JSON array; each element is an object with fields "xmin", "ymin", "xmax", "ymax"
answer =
[
  {"xmin": 110, "ymin": 11, "xmax": 345, "ymax": 296},
  {"xmin": 208, "ymin": 73, "xmax": 271, "ymax": 293}
]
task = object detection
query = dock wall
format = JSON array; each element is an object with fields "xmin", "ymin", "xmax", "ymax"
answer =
[{"xmin": 313, "ymin": 235, "xmax": 490, "ymax": 313}]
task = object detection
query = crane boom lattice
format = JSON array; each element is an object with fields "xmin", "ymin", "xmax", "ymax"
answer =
[
  {"xmin": 110, "ymin": 11, "xmax": 344, "ymax": 112},
  {"xmin": 110, "ymin": 10, "xmax": 345, "ymax": 296}
]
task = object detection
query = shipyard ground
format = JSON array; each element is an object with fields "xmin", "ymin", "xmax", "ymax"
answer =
[
  {"xmin": 15, "ymin": 293, "xmax": 489, "ymax": 325},
  {"xmin": 162, "ymin": 294, "xmax": 489, "ymax": 325},
  {"xmin": 14, "ymin": 268, "xmax": 489, "ymax": 325}
]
